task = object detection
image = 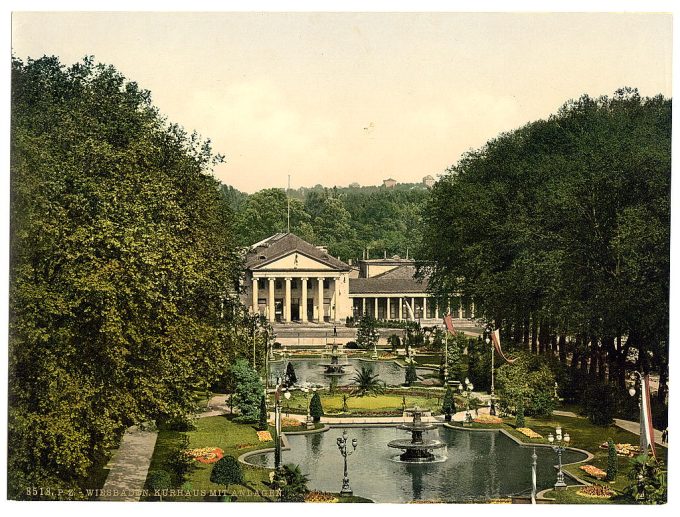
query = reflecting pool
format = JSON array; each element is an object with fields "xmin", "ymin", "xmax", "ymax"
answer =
[
  {"xmin": 268, "ymin": 358, "xmax": 431, "ymax": 387},
  {"xmin": 245, "ymin": 426, "xmax": 587, "ymax": 502}
]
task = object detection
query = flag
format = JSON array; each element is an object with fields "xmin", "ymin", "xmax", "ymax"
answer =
[
  {"xmin": 443, "ymin": 313, "xmax": 457, "ymax": 335},
  {"xmin": 491, "ymin": 329, "xmax": 517, "ymax": 364},
  {"xmin": 640, "ymin": 374, "xmax": 657, "ymax": 458}
]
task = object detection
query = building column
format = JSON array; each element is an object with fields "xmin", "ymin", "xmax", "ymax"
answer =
[
  {"xmin": 284, "ymin": 277, "xmax": 292, "ymax": 323},
  {"xmin": 333, "ymin": 277, "xmax": 340, "ymax": 322},
  {"xmin": 252, "ymin": 277, "xmax": 258, "ymax": 315},
  {"xmin": 362, "ymin": 297, "xmax": 366, "ymax": 316},
  {"xmin": 411, "ymin": 297, "xmax": 415, "ymax": 319},
  {"xmin": 386, "ymin": 297, "xmax": 391, "ymax": 320},
  {"xmin": 398, "ymin": 297, "xmax": 403, "ymax": 320},
  {"xmin": 268, "ymin": 277, "xmax": 275, "ymax": 323},
  {"xmin": 471, "ymin": 301, "xmax": 475, "ymax": 319},
  {"xmin": 300, "ymin": 277, "xmax": 308, "ymax": 322},
  {"xmin": 317, "ymin": 277, "xmax": 324, "ymax": 322},
  {"xmin": 458, "ymin": 300, "xmax": 463, "ymax": 319},
  {"xmin": 374, "ymin": 297, "xmax": 378, "ymax": 319},
  {"xmin": 423, "ymin": 297, "xmax": 427, "ymax": 319}
]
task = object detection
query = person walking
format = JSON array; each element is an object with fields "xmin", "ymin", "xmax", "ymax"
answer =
[{"xmin": 662, "ymin": 427, "xmax": 668, "ymax": 444}]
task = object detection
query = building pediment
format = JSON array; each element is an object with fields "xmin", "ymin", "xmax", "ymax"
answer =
[{"xmin": 254, "ymin": 250, "xmax": 337, "ymax": 271}]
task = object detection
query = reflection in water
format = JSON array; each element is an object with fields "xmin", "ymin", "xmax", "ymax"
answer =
[
  {"xmin": 269, "ymin": 358, "xmax": 430, "ymax": 387},
  {"xmin": 246, "ymin": 426, "xmax": 587, "ymax": 503}
]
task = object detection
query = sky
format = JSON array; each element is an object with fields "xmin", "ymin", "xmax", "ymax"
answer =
[{"xmin": 11, "ymin": 11, "xmax": 673, "ymax": 193}]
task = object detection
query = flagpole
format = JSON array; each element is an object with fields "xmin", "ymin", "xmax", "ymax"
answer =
[{"xmin": 287, "ymin": 174, "xmax": 291, "ymax": 233}]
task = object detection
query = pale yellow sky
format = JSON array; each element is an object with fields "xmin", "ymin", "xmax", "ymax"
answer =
[{"xmin": 11, "ymin": 12, "xmax": 672, "ymax": 192}]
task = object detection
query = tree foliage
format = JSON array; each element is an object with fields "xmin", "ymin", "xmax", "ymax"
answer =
[
  {"xmin": 405, "ymin": 361, "xmax": 418, "ymax": 386},
  {"xmin": 356, "ymin": 315, "xmax": 380, "ymax": 350},
  {"xmin": 495, "ymin": 353, "xmax": 556, "ymax": 417},
  {"xmin": 441, "ymin": 386, "xmax": 456, "ymax": 421},
  {"xmin": 351, "ymin": 365, "xmax": 384, "ymax": 397},
  {"xmin": 231, "ymin": 359, "xmax": 264, "ymax": 423},
  {"xmin": 9, "ymin": 56, "xmax": 251, "ymax": 499},
  {"xmin": 417, "ymin": 88, "xmax": 670, "ymax": 413},
  {"xmin": 309, "ymin": 392, "xmax": 324, "ymax": 422},
  {"xmin": 210, "ymin": 456, "xmax": 244, "ymax": 490}
]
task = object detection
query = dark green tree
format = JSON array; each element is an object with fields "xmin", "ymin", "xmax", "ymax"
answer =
[
  {"xmin": 624, "ymin": 454, "xmax": 666, "ymax": 504},
  {"xmin": 441, "ymin": 386, "xmax": 456, "ymax": 422},
  {"xmin": 210, "ymin": 456, "xmax": 244, "ymax": 497},
  {"xmin": 515, "ymin": 401, "xmax": 525, "ymax": 428},
  {"xmin": 356, "ymin": 315, "xmax": 380, "ymax": 350},
  {"xmin": 309, "ymin": 392, "xmax": 324, "ymax": 422},
  {"xmin": 9, "ymin": 55, "xmax": 246, "ymax": 499},
  {"xmin": 231, "ymin": 359, "xmax": 263, "ymax": 423},
  {"xmin": 285, "ymin": 362, "xmax": 297, "ymax": 386},
  {"xmin": 274, "ymin": 464, "xmax": 310, "ymax": 502},
  {"xmin": 257, "ymin": 395, "xmax": 268, "ymax": 431},
  {"xmin": 606, "ymin": 439, "xmax": 618, "ymax": 481},
  {"xmin": 147, "ymin": 470, "xmax": 172, "ymax": 501},
  {"xmin": 405, "ymin": 361, "xmax": 418, "ymax": 386}
]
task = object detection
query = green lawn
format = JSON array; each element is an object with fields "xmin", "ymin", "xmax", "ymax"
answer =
[
  {"xmin": 477, "ymin": 413, "xmax": 667, "ymax": 504},
  {"xmin": 144, "ymin": 415, "xmax": 275, "ymax": 502},
  {"xmin": 282, "ymin": 391, "xmax": 442, "ymax": 415}
]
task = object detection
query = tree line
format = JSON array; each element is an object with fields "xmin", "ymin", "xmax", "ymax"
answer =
[
  {"xmin": 222, "ymin": 182, "xmax": 431, "ymax": 262},
  {"xmin": 417, "ymin": 88, "xmax": 670, "ymax": 417}
]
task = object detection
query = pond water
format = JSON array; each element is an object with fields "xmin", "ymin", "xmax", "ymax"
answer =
[
  {"xmin": 245, "ymin": 426, "xmax": 587, "ymax": 503},
  {"xmin": 268, "ymin": 358, "xmax": 431, "ymax": 387}
]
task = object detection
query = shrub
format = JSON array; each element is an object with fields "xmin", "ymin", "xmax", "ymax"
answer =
[
  {"xmin": 624, "ymin": 454, "xmax": 667, "ymax": 504},
  {"xmin": 515, "ymin": 402, "xmax": 525, "ymax": 428},
  {"xmin": 257, "ymin": 395, "xmax": 268, "ymax": 431},
  {"xmin": 405, "ymin": 361, "xmax": 418, "ymax": 386},
  {"xmin": 273, "ymin": 342, "xmax": 282, "ymax": 349},
  {"xmin": 496, "ymin": 352, "xmax": 556, "ymax": 417},
  {"xmin": 147, "ymin": 470, "xmax": 172, "ymax": 500},
  {"xmin": 285, "ymin": 362, "xmax": 297, "ymax": 386},
  {"xmin": 309, "ymin": 392, "xmax": 324, "ymax": 422},
  {"xmin": 210, "ymin": 456, "xmax": 244, "ymax": 489},
  {"xmin": 167, "ymin": 435, "xmax": 194, "ymax": 484},
  {"xmin": 344, "ymin": 341, "xmax": 359, "ymax": 349},
  {"xmin": 606, "ymin": 439, "xmax": 618, "ymax": 481},
  {"xmin": 441, "ymin": 387, "xmax": 456, "ymax": 421}
]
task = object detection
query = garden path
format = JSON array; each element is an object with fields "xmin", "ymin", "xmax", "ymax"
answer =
[
  {"xmin": 613, "ymin": 418, "xmax": 667, "ymax": 448},
  {"xmin": 100, "ymin": 425, "xmax": 158, "ymax": 501}
]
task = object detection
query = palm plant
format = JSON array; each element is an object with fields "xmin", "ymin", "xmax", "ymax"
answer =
[
  {"xmin": 277, "ymin": 464, "xmax": 310, "ymax": 502},
  {"xmin": 351, "ymin": 365, "xmax": 384, "ymax": 397}
]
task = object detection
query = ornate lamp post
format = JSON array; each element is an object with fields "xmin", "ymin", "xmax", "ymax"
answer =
[
  {"xmin": 336, "ymin": 429, "xmax": 358, "ymax": 496},
  {"xmin": 547, "ymin": 426, "xmax": 570, "ymax": 490},
  {"xmin": 274, "ymin": 378, "xmax": 291, "ymax": 471},
  {"xmin": 458, "ymin": 377, "xmax": 474, "ymax": 423},
  {"xmin": 531, "ymin": 447, "xmax": 538, "ymax": 504}
]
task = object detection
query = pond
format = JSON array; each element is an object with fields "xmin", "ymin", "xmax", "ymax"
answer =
[
  {"xmin": 245, "ymin": 426, "xmax": 587, "ymax": 503},
  {"xmin": 268, "ymin": 358, "xmax": 432, "ymax": 387}
]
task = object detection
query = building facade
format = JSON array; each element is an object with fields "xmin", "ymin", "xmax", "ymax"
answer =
[{"xmin": 242, "ymin": 233, "xmax": 473, "ymax": 324}]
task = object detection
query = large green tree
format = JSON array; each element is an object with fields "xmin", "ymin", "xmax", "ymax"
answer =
[
  {"xmin": 9, "ymin": 56, "xmax": 248, "ymax": 499},
  {"xmin": 417, "ymin": 88, "xmax": 670, "ymax": 405}
]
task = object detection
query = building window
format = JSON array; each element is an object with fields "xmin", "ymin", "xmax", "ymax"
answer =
[
  {"xmin": 275, "ymin": 280, "xmax": 282, "ymax": 290},
  {"xmin": 323, "ymin": 279, "xmax": 330, "ymax": 289},
  {"xmin": 291, "ymin": 279, "xmax": 298, "ymax": 289}
]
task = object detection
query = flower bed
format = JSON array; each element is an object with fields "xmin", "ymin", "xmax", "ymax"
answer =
[
  {"xmin": 516, "ymin": 427, "xmax": 542, "ymax": 439},
  {"xmin": 579, "ymin": 464, "xmax": 606, "ymax": 479},
  {"xmin": 185, "ymin": 447, "xmax": 224, "ymax": 464},
  {"xmin": 268, "ymin": 417, "xmax": 303, "ymax": 427},
  {"xmin": 473, "ymin": 415, "xmax": 503, "ymax": 424},
  {"xmin": 305, "ymin": 491, "xmax": 339, "ymax": 503},
  {"xmin": 576, "ymin": 485, "xmax": 615, "ymax": 499},
  {"xmin": 599, "ymin": 442, "xmax": 641, "ymax": 457},
  {"xmin": 256, "ymin": 430, "xmax": 273, "ymax": 442}
]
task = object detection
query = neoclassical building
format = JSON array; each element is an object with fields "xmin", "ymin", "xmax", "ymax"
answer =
[{"xmin": 243, "ymin": 233, "xmax": 473, "ymax": 325}]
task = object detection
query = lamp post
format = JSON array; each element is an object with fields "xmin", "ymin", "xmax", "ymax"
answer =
[
  {"xmin": 458, "ymin": 377, "xmax": 474, "ymax": 423},
  {"xmin": 531, "ymin": 447, "xmax": 538, "ymax": 504},
  {"xmin": 274, "ymin": 378, "xmax": 291, "ymax": 472},
  {"xmin": 301, "ymin": 385, "xmax": 317, "ymax": 430},
  {"xmin": 485, "ymin": 324, "xmax": 496, "ymax": 416},
  {"xmin": 547, "ymin": 426, "xmax": 570, "ymax": 490},
  {"xmin": 336, "ymin": 429, "xmax": 358, "ymax": 496}
]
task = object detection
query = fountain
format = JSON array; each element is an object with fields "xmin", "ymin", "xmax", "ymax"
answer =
[
  {"xmin": 319, "ymin": 343, "xmax": 351, "ymax": 376},
  {"xmin": 388, "ymin": 407, "xmax": 446, "ymax": 462}
]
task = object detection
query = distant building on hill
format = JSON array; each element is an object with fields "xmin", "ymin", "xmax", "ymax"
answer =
[
  {"xmin": 422, "ymin": 175, "xmax": 435, "ymax": 188},
  {"xmin": 383, "ymin": 178, "xmax": 397, "ymax": 188}
]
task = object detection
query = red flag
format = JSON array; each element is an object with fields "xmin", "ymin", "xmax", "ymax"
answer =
[
  {"xmin": 641, "ymin": 374, "xmax": 657, "ymax": 458},
  {"xmin": 491, "ymin": 329, "xmax": 517, "ymax": 364},
  {"xmin": 443, "ymin": 313, "xmax": 457, "ymax": 335}
]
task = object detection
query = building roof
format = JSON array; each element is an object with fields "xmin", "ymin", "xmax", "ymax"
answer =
[
  {"xmin": 349, "ymin": 264, "xmax": 429, "ymax": 294},
  {"xmin": 245, "ymin": 233, "xmax": 351, "ymax": 271}
]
